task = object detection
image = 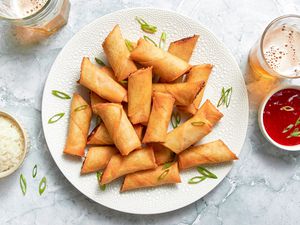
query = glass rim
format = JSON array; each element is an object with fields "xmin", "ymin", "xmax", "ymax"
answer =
[
  {"xmin": 259, "ymin": 14, "xmax": 300, "ymax": 79},
  {"xmin": 0, "ymin": 0, "xmax": 51, "ymax": 22}
]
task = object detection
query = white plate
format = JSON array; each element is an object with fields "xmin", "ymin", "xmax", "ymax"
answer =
[{"xmin": 42, "ymin": 8, "xmax": 248, "ymax": 214}]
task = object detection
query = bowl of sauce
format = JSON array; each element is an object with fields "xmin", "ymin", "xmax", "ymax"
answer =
[
  {"xmin": 259, "ymin": 85, "xmax": 300, "ymax": 151},
  {"xmin": 0, "ymin": 111, "xmax": 28, "ymax": 178}
]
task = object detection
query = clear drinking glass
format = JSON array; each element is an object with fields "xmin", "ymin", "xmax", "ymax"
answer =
[
  {"xmin": 247, "ymin": 15, "xmax": 300, "ymax": 103},
  {"xmin": 0, "ymin": 0, "xmax": 70, "ymax": 35}
]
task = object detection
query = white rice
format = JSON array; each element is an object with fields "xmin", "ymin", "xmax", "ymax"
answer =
[{"xmin": 0, "ymin": 115, "xmax": 24, "ymax": 173}]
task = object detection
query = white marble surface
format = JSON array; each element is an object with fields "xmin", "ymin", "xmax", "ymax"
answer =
[{"xmin": 0, "ymin": 0, "xmax": 300, "ymax": 224}]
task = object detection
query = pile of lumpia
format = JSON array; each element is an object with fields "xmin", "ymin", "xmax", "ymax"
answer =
[{"xmin": 64, "ymin": 24, "xmax": 238, "ymax": 192}]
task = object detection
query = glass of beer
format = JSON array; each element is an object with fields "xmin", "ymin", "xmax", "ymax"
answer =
[
  {"xmin": 248, "ymin": 15, "xmax": 300, "ymax": 103},
  {"xmin": 0, "ymin": 0, "xmax": 70, "ymax": 39}
]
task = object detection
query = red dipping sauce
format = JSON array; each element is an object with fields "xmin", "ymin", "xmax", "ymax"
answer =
[{"xmin": 263, "ymin": 88, "xmax": 300, "ymax": 146}]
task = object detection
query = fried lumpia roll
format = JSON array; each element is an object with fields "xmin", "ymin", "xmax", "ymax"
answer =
[
  {"xmin": 102, "ymin": 25, "xmax": 137, "ymax": 81},
  {"xmin": 130, "ymin": 38, "xmax": 191, "ymax": 82},
  {"xmin": 143, "ymin": 92, "xmax": 175, "ymax": 143},
  {"xmin": 64, "ymin": 94, "xmax": 92, "ymax": 157},
  {"xmin": 93, "ymin": 103, "xmax": 141, "ymax": 155},
  {"xmin": 128, "ymin": 67, "xmax": 152, "ymax": 124},
  {"xmin": 87, "ymin": 123, "xmax": 113, "ymax": 145},
  {"xmin": 101, "ymin": 147, "xmax": 156, "ymax": 184},
  {"xmin": 168, "ymin": 35, "xmax": 200, "ymax": 62},
  {"xmin": 178, "ymin": 140, "xmax": 238, "ymax": 170},
  {"xmin": 121, "ymin": 162, "xmax": 181, "ymax": 192},
  {"xmin": 81, "ymin": 146, "xmax": 118, "ymax": 174},
  {"xmin": 133, "ymin": 124, "xmax": 144, "ymax": 141},
  {"xmin": 177, "ymin": 64, "xmax": 213, "ymax": 114},
  {"xmin": 152, "ymin": 82, "xmax": 204, "ymax": 106},
  {"xmin": 162, "ymin": 100, "xmax": 223, "ymax": 154},
  {"xmin": 79, "ymin": 57, "xmax": 127, "ymax": 103},
  {"xmin": 90, "ymin": 92, "xmax": 107, "ymax": 114},
  {"xmin": 152, "ymin": 144, "xmax": 175, "ymax": 165}
]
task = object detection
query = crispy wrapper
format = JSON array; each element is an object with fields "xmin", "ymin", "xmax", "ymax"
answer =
[
  {"xmin": 87, "ymin": 123, "xmax": 113, "ymax": 145},
  {"xmin": 64, "ymin": 94, "xmax": 92, "ymax": 157},
  {"xmin": 133, "ymin": 124, "xmax": 144, "ymax": 141},
  {"xmin": 81, "ymin": 146, "xmax": 118, "ymax": 174},
  {"xmin": 178, "ymin": 140, "xmax": 238, "ymax": 170},
  {"xmin": 143, "ymin": 92, "xmax": 175, "ymax": 143},
  {"xmin": 130, "ymin": 38, "xmax": 191, "ymax": 82},
  {"xmin": 152, "ymin": 81, "xmax": 204, "ymax": 106},
  {"xmin": 121, "ymin": 162, "xmax": 181, "ymax": 192},
  {"xmin": 152, "ymin": 143, "xmax": 175, "ymax": 165},
  {"xmin": 93, "ymin": 103, "xmax": 141, "ymax": 155},
  {"xmin": 101, "ymin": 147, "xmax": 157, "ymax": 184},
  {"xmin": 162, "ymin": 100, "xmax": 223, "ymax": 154},
  {"xmin": 168, "ymin": 35, "xmax": 200, "ymax": 62},
  {"xmin": 102, "ymin": 25, "xmax": 137, "ymax": 81},
  {"xmin": 128, "ymin": 67, "xmax": 152, "ymax": 124},
  {"xmin": 79, "ymin": 57, "xmax": 127, "ymax": 103},
  {"xmin": 177, "ymin": 64, "xmax": 213, "ymax": 114},
  {"xmin": 90, "ymin": 92, "xmax": 107, "ymax": 114}
]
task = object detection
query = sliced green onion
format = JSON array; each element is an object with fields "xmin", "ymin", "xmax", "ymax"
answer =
[
  {"xmin": 159, "ymin": 32, "xmax": 167, "ymax": 49},
  {"xmin": 162, "ymin": 162, "xmax": 173, "ymax": 170},
  {"xmin": 191, "ymin": 121, "xmax": 206, "ymax": 126},
  {"xmin": 48, "ymin": 113, "xmax": 65, "ymax": 124},
  {"xmin": 295, "ymin": 117, "xmax": 300, "ymax": 126},
  {"xmin": 144, "ymin": 35, "xmax": 157, "ymax": 47},
  {"xmin": 74, "ymin": 105, "xmax": 88, "ymax": 112},
  {"xmin": 171, "ymin": 111, "xmax": 181, "ymax": 129},
  {"xmin": 135, "ymin": 17, "xmax": 157, "ymax": 34},
  {"xmin": 197, "ymin": 166, "xmax": 218, "ymax": 179},
  {"xmin": 125, "ymin": 39, "xmax": 134, "ymax": 52},
  {"xmin": 280, "ymin": 106, "xmax": 294, "ymax": 112},
  {"xmin": 32, "ymin": 165, "xmax": 37, "ymax": 178},
  {"xmin": 20, "ymin": 174, "xmax": 27, "ymax": 196},
  {"xmin": 51, "ymin": 90, "xmax": 71, "ymax": 100},
  {"xmin": 39, "ymin": 176, "xmax": 47, "ymax": 195},
  {"xmin": 283, "ymin": 124, "xmax": 294, "ymax": 133},
  {"xmin": 188, "ymin": 176, "xmax": 206, "ymax": 184},
  {"xmin": 217, "ymin": 87, "xmax": 233, "ymax": 108},
  {"xmin": 120, "ymin": 80, "xmax": 128, "ymax": 84},
  {"xmin": 95, "ymin": 57, "xmax": 105, "ymax": 66},
  {"xmin": 158, "ymin": 169, "xmax": 169, "ymax": 181},
  {"xmin": 287, "ymin": 128, "xmax": 300, "ymax": 138},
  {"xmin": 96, "ymin": 171, "xmax": 106, "ymax": 191}
]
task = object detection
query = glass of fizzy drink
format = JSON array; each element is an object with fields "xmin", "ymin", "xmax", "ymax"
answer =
[
  {"xmin": 0, "ymin": 0, "xmax": 70, "ymax": 34},
  {"xmin": 249, "ymin": 15, "xmax": 300, "ymax": 79}
]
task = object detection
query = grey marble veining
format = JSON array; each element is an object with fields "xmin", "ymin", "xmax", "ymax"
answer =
[{"xmin": 1, "ymin": 0, "xmax": 300, "ymax": 224}]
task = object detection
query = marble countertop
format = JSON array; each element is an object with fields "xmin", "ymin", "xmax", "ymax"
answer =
[{"xmin": 1, "ymin": 0, "xmax": 300, "ymax": 224}]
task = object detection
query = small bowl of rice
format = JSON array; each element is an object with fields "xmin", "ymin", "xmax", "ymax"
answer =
[{"xmin": 0, "ymin": 111, "xmax": 28, "ymax": 178}]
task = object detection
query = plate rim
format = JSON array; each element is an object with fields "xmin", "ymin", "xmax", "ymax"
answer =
[{"xmin": 41, "ymin": 7, "xmax": 249, "ymax": 215}]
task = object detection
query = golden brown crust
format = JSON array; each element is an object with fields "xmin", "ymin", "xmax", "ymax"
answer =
[
  {"xmin": 81, "ymin": 146, "xmax": 118, "ymax": 174},
  {"xmin": 79, "ymin": 57, "xmax": 127, "ymax": 103},
  {"xmin": 178, "ymin": 140, "xmax": 238, "ymax": 170},
  {"xmin": 121, "ymin": 162, "xmax": 181, "ymax": 192},
  {"xmin": 102, "ymin": 25, "xmax": 137, "ymax": 81},
  {"xmin": 130, "ymin": 38, "xmax": 191, "ymax": 82},
  {"xmin": 128, "ymin": 67, "xmax": 152, "ymax": 124},
  {"xmin": 151, "ymin": 143, "xmax": 175, "ymax": 165},
  {"xmin": 162, "ymin": 100, "xmax": 223, "ymax": 154},
  {"xmin": 168, "ymin": 35, "xmax": 200, "ymax": 62},
  {"xmin": 87, "ymin": 123, "xmax": 113, "ymax": 145},
  {"xmin": 92, "ymin": 103, "xmax": 141, "ymax": 155},
  {"xmin": 64, "ymin": 93, "xmax": 92, "ymax": 157},
  {"xmin": 143, "ymin": 92, "xmax": 175, "ymax": 143},
  {"xmin": 101, "ymin": 146, "xmax": 157, "ymax": 184}
]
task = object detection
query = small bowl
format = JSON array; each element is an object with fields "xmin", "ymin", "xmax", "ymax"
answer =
[
  {"xmin": 258, "ymin": 85, "xmax": 300, "ymax": 151},
  {"xmin": 0, "ymin": 111, "xmax": 28, "ymax": 178}
]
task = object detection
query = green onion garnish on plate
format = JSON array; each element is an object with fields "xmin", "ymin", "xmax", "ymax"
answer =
[
  {"xmin": 48, "ymin": 113, "xmax": 65, "ymax": 124},
  {"xmin": 188, "ymin": 176, "xmax": 206, "ymax": 184},
  {"xmin": 159, "ymin": 32, "xmax": 167, "ymax": 49},
  {"xmin": 51, "ymin": 90, "xmax": 71, "ymax": 100},
  {"xmin": 197, "ymin": 166, "xmax": 218, "ymax": 179},
  {"xmin": 143, "ymin": 35, "xmax": 157, "ymax": 47},
  {"xmin": 125, "ymin": 39, "xmax": 134, "ymax": 52},
  {"xmin": 171, "ymin": 111, "xmax": 181, "ymax": 129},
  {"xmin": 191, "ymin": 121, "xmax": 206, "ymax": 126},
  {"xmin": 95, "ymin": 57, "xmax": 105, "ymax": 66},
  {"xmin": 135, "ymin": 17, "xmax": 157, "ymax": 34},
  {"xmin": 217, "ymin": 87, "xmax": 233, "ymax": 108},
  {"xmin": 74, "ymin": 105, "xmax": 88, "ymax": 112},
  {"xmin": 96, "ymin": 171, "xmax": 106, "ymax": 191}
]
